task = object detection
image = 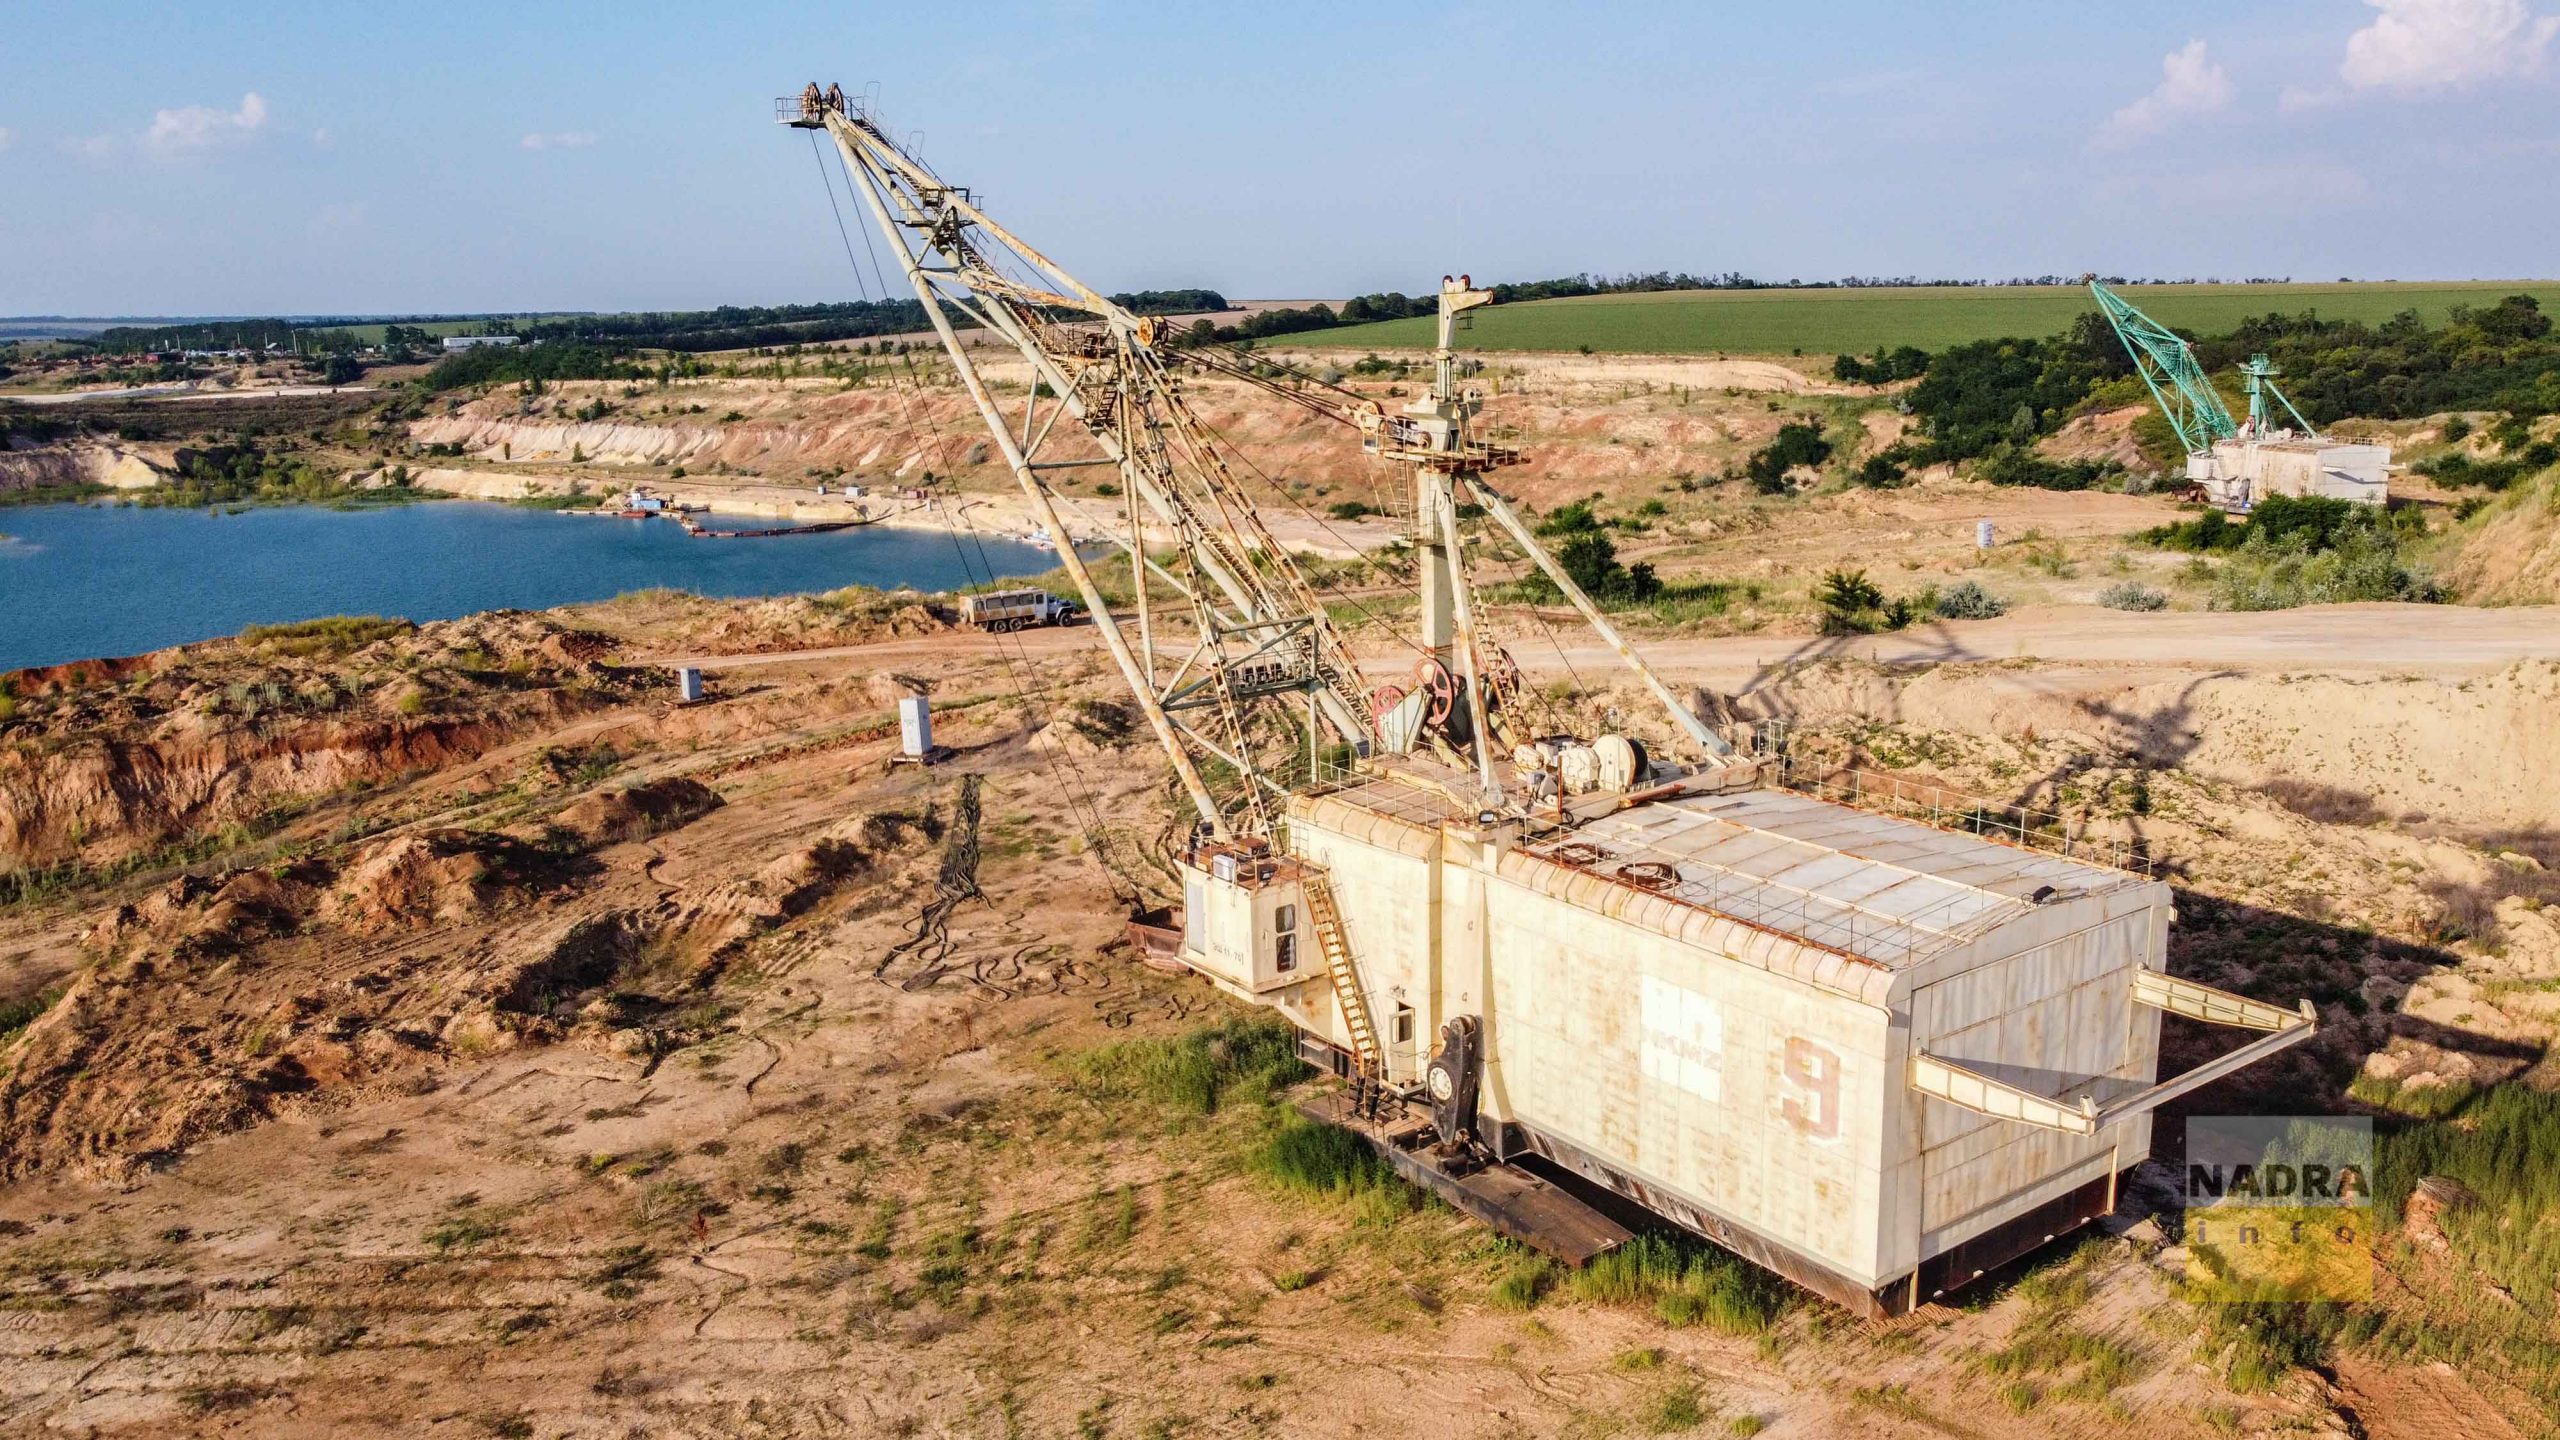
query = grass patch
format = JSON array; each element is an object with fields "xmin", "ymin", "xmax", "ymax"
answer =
[
  {"xmin": 1073, "ymin": 1015, "xmax": 1307, "ymax": 1116},
  {"xmin": 1490, "ymin": 1256, "xmax": 1559, "ymax": 1311},
  {"xmin": 0, "ymin": 986, "xmax": 65, "ymax": 1043},
  {"xmin": 587, "ymin": 1244, "xmax": 658, "ymax": 1299},
  {"xmin": 1245, "ymin": 1117, "xmax": 1411, "ymax": 1219},
  {"xmin": 425, "ymin": 1213, "xmax": 504, "ymax": 1253},
  {"xmin": 1643, "ymin": 1383, "xmax": 1709, "ymax": 1432},
  {"xmin": 239, "ymin": 614, "xmax": 413, "ymax": 659},
  {"xmin": 1977, "ymin": 1322, "xmax": 2137, "ymax": 1402},
  {"xmin": 1573, "ymin": 1233, "xmax": 1787, "ymax": 1335}
]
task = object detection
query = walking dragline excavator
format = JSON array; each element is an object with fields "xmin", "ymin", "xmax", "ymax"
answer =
[
  {"xmin": 2086, "ymin": 276, "xmax": 2388, "ymax": 511},
  {"xmin": 788, "ymin": 94, "xmax": 2319, "ymax": 1316}
]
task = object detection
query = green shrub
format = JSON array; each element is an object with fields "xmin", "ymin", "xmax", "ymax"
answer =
[
  {"xmin": 1853, "ymin": 447, "xmax": 1912, "ymax": 488},
  {"xmin": 2207, "ymin": 526, "xmax": 2434, "ymax": 611},
  {"xmin": 1745, "ymin": 422, "xmax": 1832, "ymax": 494},
  {"xmin": 2144, "ymin": 507, "xmax": 2244, "ymax": 552},
  {"xmin": 1816, "ymin": 568, "xmax": 1915, "ymax": 634},
  {"xmin": 2415, "ymin": 451, "xmax": 2528, "ymax": 489},
  {"xmin": 1534, "ymin": 500, "xmax": 1602, "ymax": 537},
  {"xmin": 1977, "ymin": 444, "xmax": 2117, "ymax": 491},
  {"xmin": 1932, "ymin": 580, "xmax": 2007, "ymax": 619},
  {"xmin": 0, "ymin": 985, "xmax": 64, "ymax": 1042},
  {"xmin": 2095, "ymin": 581, "xmax": 2168, "ymax": 612}
]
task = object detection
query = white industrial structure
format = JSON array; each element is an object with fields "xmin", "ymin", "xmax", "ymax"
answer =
[
  {"xmin": 2189, "ymin": 437, "xmax": 2390, "ymax": 509},
  {"xmin": 793, "ymin": 94, "xmax": 2318, "ymax": 1313}
]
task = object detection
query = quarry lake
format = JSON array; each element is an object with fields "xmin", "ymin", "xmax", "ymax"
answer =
[{"xmin": 0, "ymin": 500, "xmax": 1063, "ymax": 671}]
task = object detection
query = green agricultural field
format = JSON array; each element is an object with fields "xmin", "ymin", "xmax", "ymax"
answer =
[
  {"xmin": 1312, "ymin": 281, "xmax": 2560, "ymax": 357},
  {"xmin": 293, "ymin": 315, "xmax": 588, "ymax": 345}
]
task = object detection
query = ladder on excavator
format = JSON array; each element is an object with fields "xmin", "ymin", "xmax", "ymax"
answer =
[{"xmin": 1301, "ymin": 873, "xmax": 1387, "ymax": 1108}]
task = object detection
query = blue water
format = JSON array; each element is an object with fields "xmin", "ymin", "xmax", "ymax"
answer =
[{"xmin": 0, "ymin": 500, "xmax": 1063, "ymax": 670}]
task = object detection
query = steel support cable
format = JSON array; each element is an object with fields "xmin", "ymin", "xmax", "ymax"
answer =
[
  {"xmin": 1172, "ymin": 405, "xmax": 1430, "ymax": 664},
  {"xmin": 827, "ymin": 122, "xmax": 1347, "ymax": 834},
  {"xmin": 874, "ymin": 327, "xmax": 1136, "ymax": 891},
  {"xmin": 807, "ymin": 135, "xmax": 1137, "ymax": 900},
  {"xmin": 806, "ymin": 130, "xmax": 874, "ymax": 304},
  {"xmin": 889, "ymin": 396, "xmax": 1135, "ymax": 892},
  {"xmin": 1470, "ymin": 513, "xmax": 1599, "ymax": 736},
  {"xmin": 828, "ymin": 140, "xmax": 1140, "ymax": 868}
]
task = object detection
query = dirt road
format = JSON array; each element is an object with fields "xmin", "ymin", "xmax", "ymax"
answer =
[
  {"xmin": 1556, "ymin": 601, "xmax": 2560, "ymax": 689},
  {"xmin": 662, "ymin": 601, "xmax": 2559, "ymax": 684}
]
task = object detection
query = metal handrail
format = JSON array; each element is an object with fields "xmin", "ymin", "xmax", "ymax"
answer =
[{"xmin": 1773, "ymin": 758, "xmax": 2156, "ymax": 878}]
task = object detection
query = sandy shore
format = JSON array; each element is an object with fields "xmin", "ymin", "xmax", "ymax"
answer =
[{"xmin": 398, "ymin": 464, "xmax": 1396, "ymax": 559}]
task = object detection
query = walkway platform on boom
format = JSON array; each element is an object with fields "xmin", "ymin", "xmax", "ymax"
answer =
[{"xmin": 1299, "ymin": 1091, "xmax": 1633, "ymax": 1266}]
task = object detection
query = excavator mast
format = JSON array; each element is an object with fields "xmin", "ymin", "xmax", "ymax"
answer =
[
  {"xmin": 789, "ymin": 94, "xmax": 1380, "ymax": 842},
  {"xmin": 788, "ymin": 91, "xmax": 1731, "ymax": 836}
]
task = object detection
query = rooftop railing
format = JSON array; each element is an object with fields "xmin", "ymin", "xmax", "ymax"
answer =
[{"xmin": 1771, "ymin": 757, "xmax": 2158, "ymax": 878}]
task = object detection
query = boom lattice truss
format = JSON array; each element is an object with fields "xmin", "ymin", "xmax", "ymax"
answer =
[
  {"xmin": 792, "ymin": 92, "xmax": 1733, "ymax": 844},
  {"xmin": 799, "ymin": 97, "xmax": 1382, "ymax": 841}
]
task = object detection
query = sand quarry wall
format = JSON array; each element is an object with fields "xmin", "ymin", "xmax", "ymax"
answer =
[
  {"xmin": 407, "ymin": 371, "xmax": 1832, "ymax": 510},
  {"xmin": 0, "ymin": 441, "xmax": 170, "ymax": 492},
  {"xmin": 1725, "ymin": 658, "xmax": 2560, "ymax": 838}
]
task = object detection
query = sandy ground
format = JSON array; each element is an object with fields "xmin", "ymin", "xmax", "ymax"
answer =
[
  {"xmin": 4, "ymin": 347, "xmax": 2553, "ymax": 1436},
  {"xmin": 4, "ymin": 601, "xmax": 2420, "ymax": 1439},
  {"xmin": 1553, "ymin": 600, "xmax": 2560, "ymax": 685}
]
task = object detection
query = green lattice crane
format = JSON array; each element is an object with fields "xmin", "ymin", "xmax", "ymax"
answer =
[{"xmin": 2085, "ymin": 277, "xmax": 2237, "ymax": 456}]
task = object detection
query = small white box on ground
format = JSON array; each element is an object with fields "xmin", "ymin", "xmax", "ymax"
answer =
[
  {"xmin": 677, "ymin": 666, "xmax": 704, "ymax": 703},
  {"xmin": 898, "ymin": 695, "xmax": 933, "ymax": 757},
  {"xmin": 1975, "ymin": 520, "xmax": 1995, "ymax": 549}
]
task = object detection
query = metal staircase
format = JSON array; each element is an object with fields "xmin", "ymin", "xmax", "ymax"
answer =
[{"xmin": 1301, "ymin": 873, "xmax": 1381, "ymax": 1079}]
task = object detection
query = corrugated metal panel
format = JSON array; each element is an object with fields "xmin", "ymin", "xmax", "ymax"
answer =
[{"xmin": 1507, "ymin": 788, "xmax": 2140, "ymax": 974}]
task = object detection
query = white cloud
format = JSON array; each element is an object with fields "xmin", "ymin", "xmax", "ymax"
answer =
[
  {"xmin": 2100, "ymin": 40, "xmax": 2234, "ymax": 146},
  {"xmin": 2338, "ymin": 0, "xmax": 2558, "ymax": 90},
  {"xmin": 143, "ymin": 92, "xmax": 267, "ymax": 156},
  {"xmin": 520, "ymin": 130, "xmax": 598, "ymax": 151}
]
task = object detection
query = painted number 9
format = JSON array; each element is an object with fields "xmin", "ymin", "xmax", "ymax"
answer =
[{"xmin": 1780, "ymin": 1037, "xmax": 1842, "ymax": 1140}]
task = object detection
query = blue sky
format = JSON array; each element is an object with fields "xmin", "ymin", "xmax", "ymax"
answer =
[{"xmin": 4, "ymin": 0, "xmax": 2556, "ymax": 316}]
